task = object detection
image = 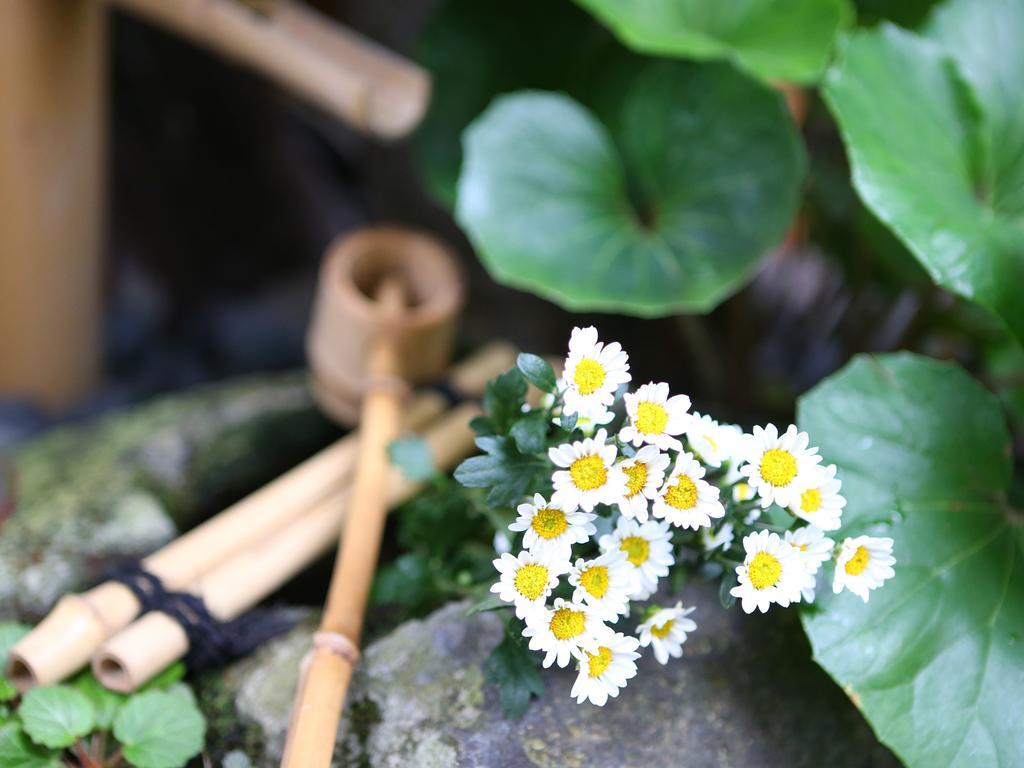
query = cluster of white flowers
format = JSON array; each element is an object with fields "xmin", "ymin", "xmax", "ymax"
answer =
[{"xmin": 490, "ymin": 327, "xmax": 896, "ymax": 706}]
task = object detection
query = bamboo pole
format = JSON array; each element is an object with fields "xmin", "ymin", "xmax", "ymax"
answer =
[
  {"xmin": 92, "ymin": 401, "xmax": 479, "ymax": 692},
  {"xmin": 0, "ymin": 0, "xmax": 105, "ymax": 407},
  {"xmin": 7, "ymin": 342, "xmax": 515, "ymax": 690},
  {"xmin": 104, "ymin": 0, "xmax": 430, "ymax": 139},
  {"xmin": 280, "ymin": 279, "xmax": 406, "ymax": 767}
]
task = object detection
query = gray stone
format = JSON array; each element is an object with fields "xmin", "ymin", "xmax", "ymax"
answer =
[
  {"xmin": 0, "ymin": 373, "xmax": 336, "ymax": 620},
  {"xmin": 210, "ymin": 588, "xmax": 898, "ymax": 768}
]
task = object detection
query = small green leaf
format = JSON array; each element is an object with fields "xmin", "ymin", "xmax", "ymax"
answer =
[
  {"xmin": 72, "ymin": 673, "xmax": 125, "ymax": 731},
  {"xmin": 798, "ymin": 352, "xmax": 1023, "ymax": 767},
  {"xmin": 509, "ymin": 411, "xmax": 549, "ymax": 455},
  {"xmin": 140, "ymin": 662, "xmax": 185, "ymax": 692},
  {"xmin": 372, "ymin": 553, "xmax": 443, "ymax": 610},
  {"xmin": 0, "ymin": 723, "xmax": 62, "ymax": 768},
  {"xmin": 0, "ymin": 677, "xmax": 17, "ymax": 704},
  {"xmin": 824, "ymin": 20, "xmax": 1024, "ymax": 345},
  {"xmin": 0, "ymin": 624, "xmax": 29, "ymax": 668},
  {"xmin": 388, "ymin": 436, "xmax": 438, "ymax": 482},
  {"xmin": 574, "ymin": 0, "xmax": 852, "ymax": 83},
  {"xmin": 766, "ymin": 504, "xmax": 797, "ymax": 530},
  {"xmin": 113, "ymin": 688, "xmax": 206, "ymax": 768},
  {"xmin": 516, "ymin": 353, "xmax": 557, "ymax": 393},
  {"xmin": 457, "ymin": 61, "xmax": 805, "ymax": 316},
  {"xmin": 454, "ymin": 437, "xmax": 546, "ymax": 507},
  {"xmin": 466, "ymin": 595, "xmax": 509, "ymax": 617},
  {"xmin": 718, "ymin": 569, "xmax": 738, "ymax": 609},
  {"xmin": 484, "ymin": 369, "xmax": 528, "ymax": 434},
  {"xmin": 559, "ymin": 411, "xmax": 579, "ymax": 433},
  {"xmin": 17, "ymin": 685, "xmax": 94, "ymax": 749},
  {"xmin": 484, "ymin": 620, "xmax": 544, "ymax": 719}
]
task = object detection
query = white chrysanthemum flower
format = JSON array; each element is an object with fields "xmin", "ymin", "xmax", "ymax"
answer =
[
  {"xmin": 614, "ymin": 445, "xmax": 670, "ymax": 523},
  {"xmin": 731, "ymin": 481, "xmax": 756, "ymax": 504},
  {"xmin": 788, "ymin": 463, "xmax": 846, "ymax": 531},
  {"xmin": 619, "ymin": 382, "xmax": 691, "ymax": 451},
  {"xmin": 490, "ymin": 550, "xmax": 567, "ymax": 619},
  {"xmin": 833, "ymin": 536, "xmax": 895, "ymax": 602},
  {"xmin": 684, "ymin": 412, "xmax": 736, "ymax": 468},
  {"xmin": 549, "ymin": 429, "xmax": 627, "ymax": 512},
  {"xmin": 738, "ymin": 424, "xmax": 822, "ymax": 509},
  {"xmin": 508, "ymin": 493, "xmax": 596, "ymax": 560},
  {"xmin": 651, "ymin": 452, "xmax": 725, "ymax": 530},
  {"xmin": 598, "ymin": 517, "xmax": 674, "ymax": 600},
  {"xmin": 568, "ymin": 550, "xmax": 637, "ymax": 621},
  {"xmin": 571, "ymin": 630, "xmax": 641, "ymax": 706},
  {"xmin": 523, "ymin": 598, "xmax": 605, "ymax": 668},
  {"xmin": 700, "ymin": 521, "xmax": 735, "ymax": 553},
  {"xmin": 784, "ymin": 525, "xmax": 834, "ymax": 603},
  {"xmin": 637, "ymin": 602, "xmax": 697, "ymax": 665},
  {"xmin": 730, "ymin": 530, "xmax": 812, "ymax": 614},
  {"xmin": 560, "ymin": 326, "xmax": 630, "ymax": 419},
  {"xmin": 569, "ymin": 626, "xmax": 638, "ymax": 708}
]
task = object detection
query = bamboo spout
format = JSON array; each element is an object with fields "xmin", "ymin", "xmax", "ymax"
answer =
[{"xmin": 105, "ymin": 0, "xmax": 430, "ymax": 139}]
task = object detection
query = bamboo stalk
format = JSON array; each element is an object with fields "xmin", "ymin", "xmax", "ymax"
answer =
[
  {"xmin": 0, "ymin": 0, "xmax": 105, "ymax": 406},
  {"xmin": 92, "ymin": 401, "xmax": 479, "ymax": 692},
  {"xmin": 7, "ymin": 343, "xmax": 515, "ymax": 690},
  {"xmin": 104, "ymin": 0, "xmax": 430, "ymax": 139},
  {"xmin": 280, "ymin": 279, "xmax": 406, "ymax": 767}
]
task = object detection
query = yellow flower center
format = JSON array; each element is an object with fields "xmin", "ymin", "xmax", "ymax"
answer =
[
  {"xmin": 635, "ymin": 401, "xmax": 669, "ymax": 435},
  {"xmin": 570, "ymin": 454, "xmax": 607, "ymax": 491},
  {"xmin": 579, "ymin": 565, "xmax": 609, "ymax": 598},
  {"xmin": 759, "ymin": 449, "xmax": 797, "ymax": 487},
  {"xmin": 800, "ymin": 487, "xmax": 822, "ymax": 513},
  {"xmin": 623, "ymin": 461, "xmax": 648, "ymax": 498},
  {"xmin": 748, "ymin": 551, "xmax": 782, "ymax": 590},
  {"xmin": 845, "ymin": 546, "xmax": 870, "ymax": 576},
  {"xmin": 531, "ymin": 507, "xmax": 568, "ymax": 539},
  {"xmin": 663, "ymin": 475, "xmax": 698, "ymax": 510},
  {"xmin": 513, "ymin": 564, "xmax": 549, "ymax": 601},
  {"xmin": 587, "ymin": 646, "xmax": 613, "ymax": 678},
  {"xmin": 650, "ymin": 619, "xmax": 675, "ymax": 639},
  {"xmin": 549, "ymin": 607, "xmax": 586, "ymax": 640},
  {"xmin": 619, "ymin": 536, "xmax": 650, "ymax": 567},
  {"xmin": 573, "ymin": 358, "xmax": 606, "ymax": 395}
]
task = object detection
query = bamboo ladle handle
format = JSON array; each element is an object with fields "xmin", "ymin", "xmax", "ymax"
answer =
[{"xmin": 280, "ymin": 277, "xmax": 407, "ymax": 767}]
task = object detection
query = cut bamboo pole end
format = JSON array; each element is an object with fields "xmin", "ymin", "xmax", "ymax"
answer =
[{"xmin": 105, "ymin": 0, "xmax": 430, "ymax": 139}]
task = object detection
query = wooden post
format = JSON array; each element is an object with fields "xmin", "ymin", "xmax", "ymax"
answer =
[{"xmin": 0, "ymin": 0, "xmax": 105, "ymax": 407}]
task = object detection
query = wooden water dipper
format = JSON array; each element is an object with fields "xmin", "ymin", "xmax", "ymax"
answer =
[
  {"xmin": 281, "ymin": 229, "xmax": 460, "ymax": 766},
  {"xmin": 8, "ymin": 227, "xmax": 469, "ymax": 691}
]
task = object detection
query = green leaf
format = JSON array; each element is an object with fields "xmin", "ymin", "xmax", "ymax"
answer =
[
  {"xmin": 718, "ymin": 568, "xmax": 738, "ymax": 609},
  {"xmin": 574, "ymin": 0, "xmax": 852, "ymax": 83},
  {"xmin": 516, "ymin": 353, "xmax": 557, "ymax": 394},
  {"xmin": 0, "ymin": 723, "xmax": 61, "ymax": 768},
  {"xmin": 484, "ymin": 369, "xmax": 528, "ymax": 434},
  {"xmin": 454, "ymin": 436, "xmax": 547, "ymax": 507},
  {"xmin": 466, "ymin": 595, "xmax": 509, "ymax": 616},
  {"xmin": 388, "ymin": 436, "xmax": 438, "ymax": 482},
  {"xmin": 510, "ymin": 410, "xmax": 549, "ymax": 455},
  {"xmin": 372, "ymin": 553, "xmax": 444, "ymax": 610},
  {"xmin": 823, "ymin": 21, "xmax": 1024, "ymax": 345},
  {"xmin": 414, "ymin": 0, "xmax": 605, "ymax": 206},
  {"xmin": 72, "ymin": 673, "xmax": 125, "ymax": 731},
  {"xmin": 140, "ymin": 662, "xmax": 185, "ymax": 692},
  {"xmin": 113, "ymin": 688, "xmax": 206, "ymax": 768},
  {"xmin": 456, "ymin": 61, "xmax": 805, "ymax": 316},
  {"xmin": 0, "ymin": 624, "xmax": 29, "ymax": 668},
  {"xmin": 484, "ymin": 620, "xmax": 544, "ymax": 719},
  {"xmin": 0, "ymin": 677, "xmax": 16, "ymax": 704},
  {"xmin": 797, "ymin": 352, "xmax": 1023, "ymax": 767},
  {"xmin": 17, "ymin": 685, "xmax": 94, "ymax": 749}
]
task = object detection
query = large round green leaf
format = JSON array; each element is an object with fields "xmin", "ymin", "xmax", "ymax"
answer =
[
  {"xmin": 797, "ymin": 352, "xmax": 1023, "ymax": 767},
  {"xmin": 573, "ymin": 0, "xmax": 853, "ymax": 83},
  {"xmin": 414, "ymin": 0, "xmax": 609, "ymax": 207},
  {"xmin": 456, "ymin": 61, "xmax": 805, "ymax": 315},
  {"xmin": 823, "ymin": 20, "xmax": 1024, "ymax": 346}
]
